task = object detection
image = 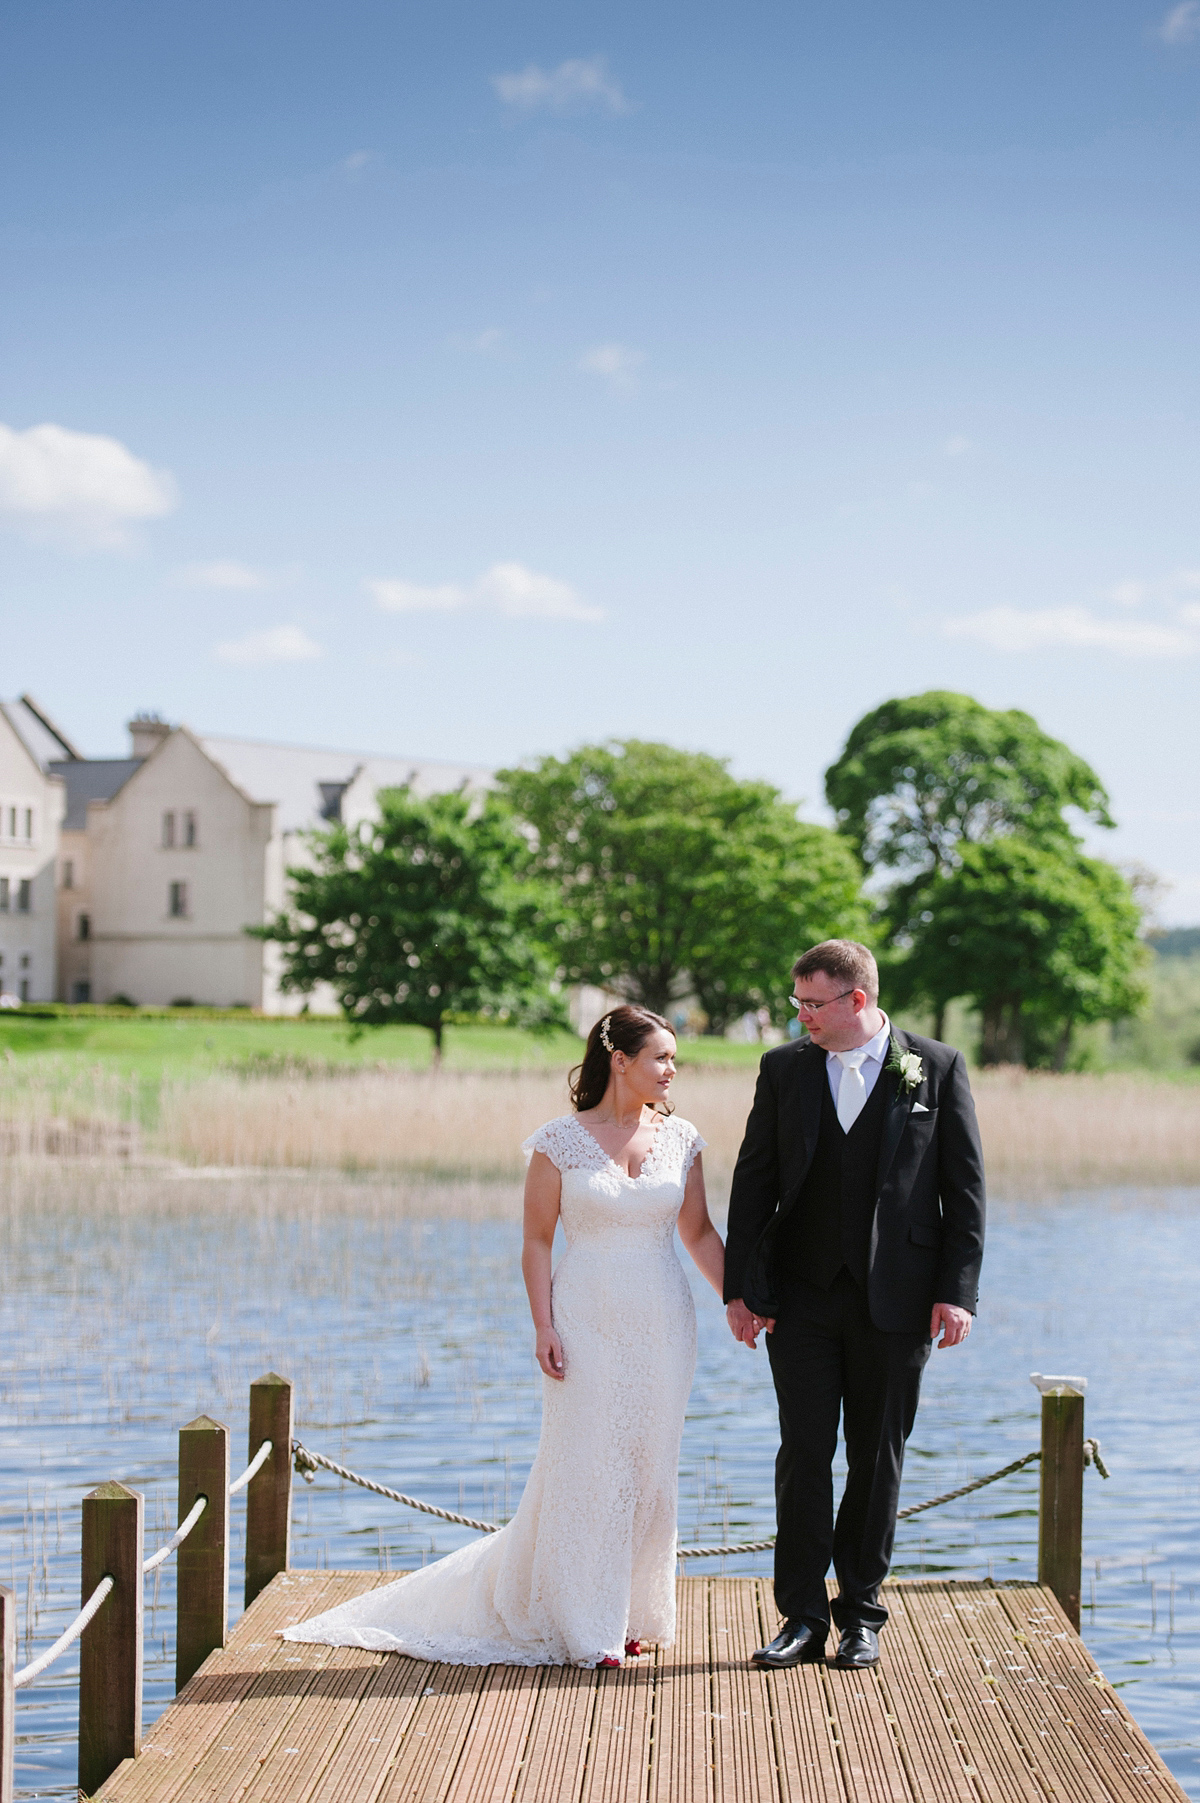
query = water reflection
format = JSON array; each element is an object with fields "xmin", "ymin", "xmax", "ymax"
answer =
[{"xmin": 0, "ymin": 1171, "xmax": 1196, "ymax": 1798}]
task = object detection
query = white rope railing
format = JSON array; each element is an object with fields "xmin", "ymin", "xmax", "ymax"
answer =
[
  {"xmin": 11, "ymin": 1440, "xmax": 274, "ymax": 1689},
  {"xmin": 229, "ymin": 1439, "xmax": 272, "ymax": 1495},
  {"xmin": 12, "ymin": 1577, "xmax": 113, "ymax": 1690},
  {"xmin": 143, "ymin": 1495, "xmax": 208, "ymax": 1573}
]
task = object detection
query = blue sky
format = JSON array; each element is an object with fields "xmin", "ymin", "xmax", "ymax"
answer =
[{"xmin": 4, "ymin": 0, "xmax": 1200, "ymax": 918}]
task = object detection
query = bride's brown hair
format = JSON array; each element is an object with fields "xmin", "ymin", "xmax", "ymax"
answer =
[{"xmin": 569, "ymin": 1005, "xmax": 676, "ymax": 1114}]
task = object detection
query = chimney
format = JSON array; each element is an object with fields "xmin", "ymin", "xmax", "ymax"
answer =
[{"xmin": 129, "ymin": 713, "xmax": 171, "ymax": 758}]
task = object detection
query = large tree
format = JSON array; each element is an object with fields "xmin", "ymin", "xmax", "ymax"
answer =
[
  {"xmin": 889, "ymin": 838, "xmax": 1147, "ymax": 1068},
  {"xmin": 253, "ymin": 787, "xmax": 561, "ymax": 1056},
  {"xmin": 499, "ymin": 740, "xmax": 867, "ymax": 1030},
  {"xmin": 825, "ymin": 691, "xmax": 1113, "ymax": 881}
]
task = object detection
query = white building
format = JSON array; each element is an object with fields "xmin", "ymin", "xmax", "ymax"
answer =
[
  {"xmin": 0, "ymin": 698, "xmax": 70, "ymax": 1003},
  {"xmin": 0, "ymin": 699, "xmax": 491, "ymax": 1010}
]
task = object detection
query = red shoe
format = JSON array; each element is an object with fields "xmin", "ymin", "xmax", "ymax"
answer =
[
  {"xmin": 598, "ymin": 1655, "xmax": 620, "ymax": 1668},
  {"xmin": 625, "ymin": 1640, "xmax": 641, "ymax": 1657}
]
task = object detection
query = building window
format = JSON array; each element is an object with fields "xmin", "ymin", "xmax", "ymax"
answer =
[
  {"xmin": 0, "ymin": 878, "xmax": 7, "ymax": 911},
  {"xmin": 163, "ymin": 811, "xmax": 175, "ymax": 848},
  {"xmin": 78, "ymin": 913, "xmax": 91, "ymax": 941},
  {"xmin": 6, "ymin": 807, "xmax": 14, "ymax": 837},
  {"xmin": 169, "ymin": 880, "xmax": 188, "ymax": 918},
  {"xmin": 72, "ymin": 980, "xmax": 91, "ymax": 1003},
  {"xmin": 183, "ymin": 810, "xmax": 197, "ymax": 847},
  {"xmin": 17, "ymin": 880, "xmax": 30, "ymax": 913},
  {"xmin": 19, "ymin": 979, "xmax": 28, "ymax": 1002},
  {"xmin": 23, "ymin": 808, "xmax": 32, "ymax": 840},
  {"xmin": 62, "ymin": 859, "xmax": 74, "ymax": 890}
]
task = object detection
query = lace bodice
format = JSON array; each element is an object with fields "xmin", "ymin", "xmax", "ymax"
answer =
[{"xmin": 523, "ymin": 1112, "xmax": 706, "ymax": 1189}]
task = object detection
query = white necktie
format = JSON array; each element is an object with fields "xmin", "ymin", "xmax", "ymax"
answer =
[{"xmin": 836, "ymin": 1051, "xmax": 869, "ymax": 1134}]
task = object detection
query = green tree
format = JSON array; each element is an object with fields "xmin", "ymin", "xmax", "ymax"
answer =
[
  {"xmin": 499, "ymin": 740, "xmax": 867, "ymax": 1031},
  {"xmin": 891, "ymin": 839, "xmax": 1147, "ymax": 1068},
  {"xmin": 825, "ymin": 691, "xmax": 1113, "ymax": 881},
  {"xmin": 252, "ymin": 787, "xmax": 562, "ymax": 1057}
]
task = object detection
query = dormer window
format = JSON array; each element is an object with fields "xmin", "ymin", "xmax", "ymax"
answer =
[
  {"xmin": 183, "ymin": 810, "xmax": 197, "ymax": 847},
  {"xmin": 163, "ymin": 812, "xmax": 175, "ymax": 848},
  {"xmin": 23, "ymin": 808, "xmax": 32, "ymax": 840}
]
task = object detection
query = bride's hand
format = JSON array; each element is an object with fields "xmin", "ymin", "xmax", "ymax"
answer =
[{"xmin": 536, "ymin": 1327, "xmax": 565, "ymax": 1381}]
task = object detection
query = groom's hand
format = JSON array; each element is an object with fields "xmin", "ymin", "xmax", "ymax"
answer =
[
  {"xmin": 726, "ymin": 1299, "xmax": 775, "ymax": 1348},
  {"xmin": 930, "ymin": 1302, "xmax": 973, "ymax": 1348}
]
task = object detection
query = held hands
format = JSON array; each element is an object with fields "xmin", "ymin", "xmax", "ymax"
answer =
[
  {"xmin": 536, "ymin": 1326, "xmax": 566, "ymax": 1381},
  {"xmin": 930, "ymin": 1302, "xmax": 973, "ymax": 1348},
  {"xmin": 726, "ymin": 1299, "xmax": 775, "ymax": 1349}
]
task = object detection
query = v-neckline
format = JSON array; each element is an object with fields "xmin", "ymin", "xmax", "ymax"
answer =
[{"xmin": 574, "ymin": 1112, "xmax": 666, "ymax": 1181}]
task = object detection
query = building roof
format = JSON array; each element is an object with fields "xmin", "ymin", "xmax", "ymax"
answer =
[
  {"xmin": 48, "ymin": 759, "xmax": 144, "ymax": 829},
  {"xmin": 1, "ymin": 697, "xmax": 79, "ymax": 771},
  {"xmin": 197, "ymin": 735, "xmax": 492, "ymax": 833}
]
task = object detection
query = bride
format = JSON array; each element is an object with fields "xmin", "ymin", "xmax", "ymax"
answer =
[{"xmin": 281, "ymin": 1004, "xmax": 725, "ymax": 1668}]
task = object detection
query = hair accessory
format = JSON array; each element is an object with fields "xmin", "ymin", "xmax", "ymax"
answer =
[{"xmin": 599, "ymin": 1015, "xmax": 614, "ymax": 1054}]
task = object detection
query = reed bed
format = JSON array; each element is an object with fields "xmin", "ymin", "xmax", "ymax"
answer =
[{"xmin": 2, "ymin": 1058, "xmax": 1198, "ymax": 1196}]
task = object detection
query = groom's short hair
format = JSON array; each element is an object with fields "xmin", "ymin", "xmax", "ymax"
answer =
[{"xmin": 792, "ymin": 939, "xmax": 879, "ymax": 1000}]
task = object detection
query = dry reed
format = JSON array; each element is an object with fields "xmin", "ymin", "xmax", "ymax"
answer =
[
  {"xmin": 3, "ymin": 1058, "xmax": 1197, "ymax": 1197},
  {"xmin": 156, "ymin": 1063, "xmax": 1200, "ymax": 1197}
]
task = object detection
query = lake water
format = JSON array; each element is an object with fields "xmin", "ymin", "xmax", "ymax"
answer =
[{"xmin": 1, "ymin": 1167, "xmax": 1197, "ymax": 1800}]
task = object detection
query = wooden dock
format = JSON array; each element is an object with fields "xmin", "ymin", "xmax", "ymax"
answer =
[{"xmin": 92, "ymin": 1572, "xmax": 1185, "ymax": 1803}]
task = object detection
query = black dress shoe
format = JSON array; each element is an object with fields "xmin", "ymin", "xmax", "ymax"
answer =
[
  {"xmin": 833, "ymin": 1625, "xmax": 880, "ymax": 1669},
  {"xmin": 752, "ymin": 1620, "xmax": 828, "ymax": 1668}
]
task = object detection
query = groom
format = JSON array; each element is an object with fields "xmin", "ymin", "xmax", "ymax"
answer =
[{"xmin": 725, "ymin": 939, "xmax": 985, "ymax": 1671}]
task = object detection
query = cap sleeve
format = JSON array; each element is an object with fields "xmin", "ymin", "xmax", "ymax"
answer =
[
  {"xmin": 675, "ymin": 1116, "xmax": 707, "ymax": 1179},
  {"xmin": 522, "ymin": 1116, "xmax": 574, "ymax": 1171}
]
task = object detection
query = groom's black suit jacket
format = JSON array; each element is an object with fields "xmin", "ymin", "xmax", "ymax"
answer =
[{"xmin": 724, "ymin": 1030, "xmax": 985, "ymax": 1334}]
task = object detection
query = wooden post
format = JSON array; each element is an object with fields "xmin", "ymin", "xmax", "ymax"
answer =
[
  {"xmin": 1032, "ymin": 1373, "xmax": 1086, "ymax": 1630},
  {"xmin": 78, "ymin": 1481, "xmax": 143, "ymax": 1799},
  {"xmin": 1, "ymin": 1585, "xmax": 14, "ymax": 1803},
  {"xmin": 176, "ymin": 1416, "xmax": 229, "ymax": 1691},
  {"xmin": 245, "ymin": 1373, "xmax": 293, "ymax": 1608}
]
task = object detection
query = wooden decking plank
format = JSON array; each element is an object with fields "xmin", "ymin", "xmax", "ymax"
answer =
[
  {"xmin": 650, "ymin": 1577, "xmax": 715, "ymax": 1803},
  {"xmin": 579, "ymin": 1652, "xmax": 656, "ymax": 1803},
  {"xmin": 374, "ymin": 1659, "xmax": 492, "ymax": 1803},
  {"xmin": 511, "ymin": 1663, "xmax": 596, "ymax": 1803},
  {"xmin": 871, "ymin": 1588, "xmax": 978, "ymax": 1803},
  {"xmin": 442, "ymin": 1664, "xmax": 545, "ymax": 1803},
  {"xmin": 238, "ymin": 1647, "xmax": 385, "ymax": 1803},
  {"xmin": 95, "ymin": 1571, "xmax": 353, "ymax": 1803},
  {"xmin": 751, "ymin": 1584, "xmax": 844, "ymax": 1803},
  {"xmin": 899, "ymin": 1581, "xmax": 1053, "ymax": 1803},
  {"xmin": 991, "ymin": 1585, "xmax": 1189, "ymax": 1803},
  {"xmin": 709, "ymin": 1575, "xmax": 781, "ymax": 1803},
  {"xmin": 817, "ymin": 1602, "xmax": 911, "ymax": 1803},
  {"xmin": 925, "ymin": 1584, "xmax": 1114, "ymax": 1803},
  {"xmin": 302, "ymin": 1655, "xmax": 439, "ymax": 1803}
]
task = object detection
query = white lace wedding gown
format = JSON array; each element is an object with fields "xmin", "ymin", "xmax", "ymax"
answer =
[{"xmin": 281, "ymin": 1112, "xmax": 706, "ymax": 1667}]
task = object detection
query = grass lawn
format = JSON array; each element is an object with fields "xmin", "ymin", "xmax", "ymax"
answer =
[{"xmin": 0, "ymin": 1010, "xmax": 769, "ymax": 1082}]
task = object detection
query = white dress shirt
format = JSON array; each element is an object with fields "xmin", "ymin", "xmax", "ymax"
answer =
[{"xmin": 825, "ymin": 1013, "xmax": 892, "ymax": 1110}]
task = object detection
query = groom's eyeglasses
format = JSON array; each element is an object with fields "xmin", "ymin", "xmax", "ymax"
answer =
[{"xmin": 789, "ymin": 989, "xmax": 855, "ymax": 1016}]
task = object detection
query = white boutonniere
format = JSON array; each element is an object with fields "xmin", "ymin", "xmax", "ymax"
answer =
[{"xmin": 886, "ymin": 1043, "xmax": 924, "ymax": 1095}]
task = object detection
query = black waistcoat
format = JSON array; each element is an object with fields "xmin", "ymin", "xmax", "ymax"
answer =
[{"xmin": 776, "ymin": 1067, "xmax": 890, "ymax": 1290}]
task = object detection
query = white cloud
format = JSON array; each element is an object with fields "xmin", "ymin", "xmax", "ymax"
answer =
[
  {"xmin": 492, "ymin": 55, "xmax": 629, "ymax": 115},
  {"xmin": 0, "ymin": 421, "xmax": 177, "ymax": 548},
  {"xmin": 177, "ymin": 560, "xmax": 270, "ymax": 591},
  {"xmin": 1160, "ymin": 1, "xmax": 1200, "ymax": 42},
  {"xmin": 1105, "ymin": 579, "xmax": 1148, "ymax": 606},
  {"xmin": 215, "ymin": 625, "xmax": 324, "ymax": 665},
  {"xmin": 369, "ymin": 561, "xmax": 603, "ymax": 624},
  {"xmin": 579, "ymin": 342, "xmax": 645, "ymax": 390},
  {"xmin": 944, "ymin": 605, "xmax": 1196, "ymax": 657},
  {"xmin": 944, "ymin": 434, "xmax": 971, "ymax": 457},
  {"xmin": 369, "ymin": 579, "xmax": 466, "ymax": 613},
  {"xmin": 341, "ymin": 149, "xmax": 373, "ymax": 174}
]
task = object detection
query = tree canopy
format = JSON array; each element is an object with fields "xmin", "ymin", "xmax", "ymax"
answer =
[
  {"xmin": 252, "ymin": 787, "xmax": 561, "ymax": 1053},
  {"xmin": 824, "ymin": 690, "xmax": 1113, "ymax": 881},
  {"xmin": 499, "ymin": 739, "xmax": 867, "ymax": 1030},
  {"xmin": 890, "ymin": 838, "xmax": 1147, "ymax": 1067}
]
